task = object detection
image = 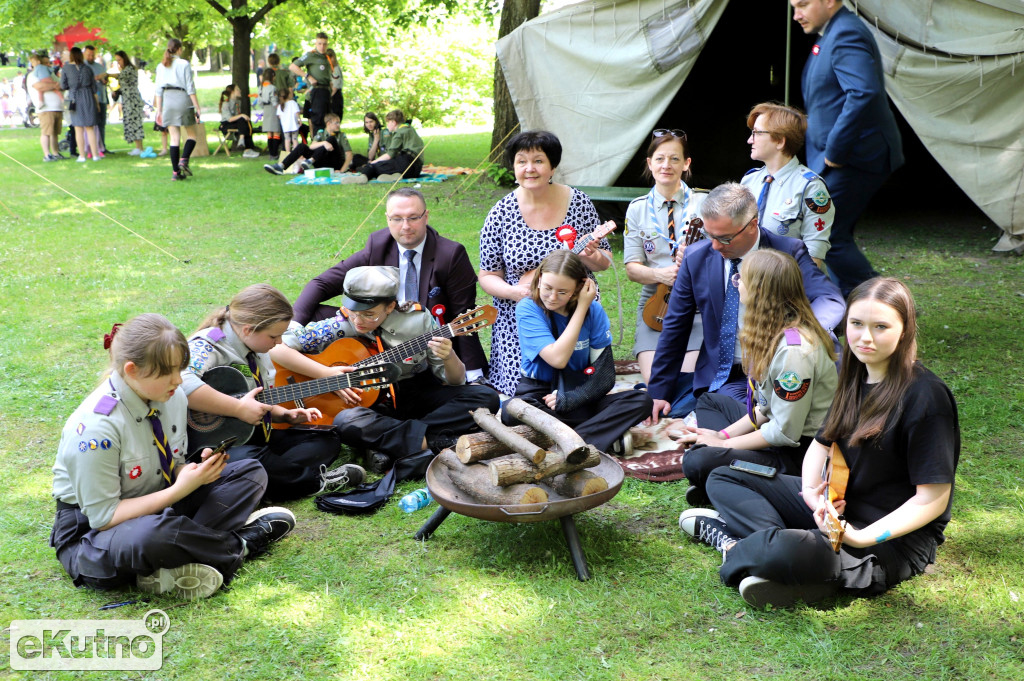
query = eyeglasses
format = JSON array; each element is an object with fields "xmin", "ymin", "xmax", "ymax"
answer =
[
  {"xmin": 346, "ymin": 309, "xmax": 384, "ymax": 322},
  {"xmin": 653, "ymin": 128, "xmax": 687, "ymax": 141},
  {"xmin": 701, "ymin": 216, "xmax": 756, "ymax": 245},
  {"xmin": 750, "ymin": 129, "xmax": 774, "ymax": 137},
  {"xmin": 386, "ymin": 212, "xmax": 426, "ymax": 225}
]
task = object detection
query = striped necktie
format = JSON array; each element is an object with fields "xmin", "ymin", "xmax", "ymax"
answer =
[
  {"xmin": 246, "ymin": 351, "xmax": 272, "ymax": 442},
  {"xmin": 665, "ymin": 200, "xmax": 677, "ymax": 255},
  {"xmin": 146, "ymin": 408, "xmax": 175, "ymax": 487}
]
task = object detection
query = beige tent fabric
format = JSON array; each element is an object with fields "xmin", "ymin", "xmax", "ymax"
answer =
[{"xmin": 498, "ymin": 0, "xmax": 1024, "ymax": 251}]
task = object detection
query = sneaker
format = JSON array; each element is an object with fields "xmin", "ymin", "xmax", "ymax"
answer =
[
  {"xmin": 44, "ymin": 155, "xmax": 55, "ymax": 162},
  {"xmin": 54, "ymin": 153, "xmax": 69, "ymax": 160},
  {"xmin": 319, "ymin": 463, "xmax": 366, "ymax": 493},
  {"xmin": 685, "ymin": 485, "xmax": 711, "ymax": 507},
  {"xmin": 128, "ymin": 148, "xmax": 142, "ymax": 156},
  {"xmin": 376, "ymin": 172, "xmax": 404, "ymax": 182},
  {"xmin": 367, "ymin": 451, "xmax": 392, "ymax": 474},
  {"xmin": 178, "ymin": 161, "xmax": 192, "ymax": 177},
  {"xmin": 77, "ymin": 156, "xmax": 87, "ymax": 163},
  {"xmin": 679, "ymin": 508, "xmax": 735, "ymax": 558},
  {"xmin": 137, "ymin": 563, "xmax": 223, "ymax": 600},
  {"xmin": 263, "ymin": 162, "xmax": 284, "ymax": 175},
  {"xmin": 739, "ymin": 576, "xmax": 838, "ymax": 609},
  {"xmin": 242, "ymin": 148, "xmax": 260, "ymax": 159},
  {"xmin": 611, "ymin": 431, "xmax": 633, "ymax": 457},
  {"xmin": 299, "ymin": 159, "xmax": 314, "ymax": 172},
  {"xmin": 171, "ymin": 171, "xmax": 186, "ymax": 181},
  {"xmin": 92, "ymin": 154, "xmax": 101, "ymax": 162},
  {"xmin": 339, "ymin": 173, "xmax": 368, "ymax": 185},
  {"xmin": 236, "ymin": 506, "xmax": 296, "ymax": 560}
]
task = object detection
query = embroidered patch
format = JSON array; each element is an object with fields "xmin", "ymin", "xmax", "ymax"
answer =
[
  {"xmin": 88, "ymin": 439, "xmax": 99, "ymax": 450},
  {"xmin": 776, "ymin": 224, "xmax": 789, "ymax": 236},
  {"xmin": 100, "ymin": 439, "xmax": 112, "ymax": 450},
  {"xmin": 129, "ymin": 465, "xmax": 142, "ymax": 479},
  {"xmin": 78, "ymin": 441, "xmax": 88, "ymax": 452},
  {"xmin": 206, "ymin": 328, "xmax": 226, "ymax": 342},
  {"xmin": 774, "ymin": 377, "xmax": 811, "ymax": 402},
  {"xmin": 94, "ymin": 395, "xmax": 118, "ymax": 415},
  {"xmin": 643, "ymin": 239, "xmax": 655, "ymax": 253},
  {"xmin": 777, "ymin": 371, "xmax": 801, "ymax": 390},
  {"xmin": 76, "ymin": 423, "xmax": 86, "ymax": 435},
  {"xmin": 805, "ymin": 195, "xmax": 832, "ymax": 214}
]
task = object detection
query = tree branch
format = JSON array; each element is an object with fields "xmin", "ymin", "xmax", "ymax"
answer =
[
  {"xmin": 252, "ymin": 0, "xmax": 291, "ymax": 25},
  {"xmin": 205, "ymin": 0, "xmax": 229, "ymax": 17}
]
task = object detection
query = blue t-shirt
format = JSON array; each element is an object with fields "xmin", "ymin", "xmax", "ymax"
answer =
[{"xmin": 516, "ymin": 298, "xmax": 612, "ymax": 382}]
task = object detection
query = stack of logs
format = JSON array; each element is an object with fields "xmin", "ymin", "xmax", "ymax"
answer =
[{"xmin": 436, "ymin": 398, "xmax": 609, "ymax": 505}]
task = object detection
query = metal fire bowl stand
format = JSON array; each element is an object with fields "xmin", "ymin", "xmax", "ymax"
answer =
[{"xmin": 413, "ymin": 452, "xmax": 625, "ymax": 581}]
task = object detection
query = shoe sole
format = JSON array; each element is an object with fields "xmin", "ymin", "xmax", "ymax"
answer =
[
  {"xmin": 739, "ymin": 576, "xmax": 838, "ymax": 609},
  {"xmin": 263, "ymin": 165, "xmax": 283, "ymax": 175},
  {"xmin": 137, "ymin": 563, "xmax": 223, "ymax": 600},
  {"xmin": 243, "ymin": 506, "xmax": 296, "ymax": 539},
  {"xmin": 178, "ymin": 165, "xmax": 193, "ymax": 177}
]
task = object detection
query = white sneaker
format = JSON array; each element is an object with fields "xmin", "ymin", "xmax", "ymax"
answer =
[
  {"xmin": 128, "ymin": 148, "xmax": 142, "ymax": 156},
  {"xmin": 242, "ymin": 149, "xmax": 260, "ymax": 159},
  {"xmin": 137, "ymin": 563, "xmax": 223, "ymax": 600},
  {"xmin": 77, "ymin": 156, "xmax": 87, "ymax": 163}
]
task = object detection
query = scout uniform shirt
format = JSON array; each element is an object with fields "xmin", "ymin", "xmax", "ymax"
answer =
[
  {"xmin": 295, "ymin": 51, "xmax": 331, "ymax": 87},
  {"xmin": 283, "ymin": 306, "xmax": 454, "ymax": 384},
  {"xmin": 741, "ymin": 157, "xmax": 834, "ymax": 261},
  {"xmin": 385, "ymin": 123, "xmax": 425, "ymax": 159},
  {"xmin": 752, "ymin": 328, "xmax": 838, "ymax": 449},
  {"xmin": 52, "ymin": 371, "xmax": 188, "ymax": 530},
  {"xmin": 181, "ymin": 323, "xmax": 276, "ymax": 400}
]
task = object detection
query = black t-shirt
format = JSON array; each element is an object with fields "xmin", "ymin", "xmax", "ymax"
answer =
[{"xmin": 816, "ymin": 364, "xmax": 960, "ymax": 562}]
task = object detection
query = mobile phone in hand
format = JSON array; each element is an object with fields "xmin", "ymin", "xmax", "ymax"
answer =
[{"xmin": 186, "ymin": 436, "xmax": 237, "ymax": 464}]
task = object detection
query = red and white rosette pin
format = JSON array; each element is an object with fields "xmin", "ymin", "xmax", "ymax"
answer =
[
  {"xmin": 556, "ymin": 224, "xmax": 577, "ymax": 250},
  {"xmin": 431, "ymin": 304, "xmax": 446, "ymax": 326},
  {"xmin": 584, "ymin": 366, "xmax": 595, "ymax": 376}
]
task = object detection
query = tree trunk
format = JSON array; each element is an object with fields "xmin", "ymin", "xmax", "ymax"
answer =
[
  {"xmin": 490, "ymin": 0, "xmax": 541, "ymax": 161},
  {"xmin": 456, "ymin": 425, "xmax": 554, "ymax": 464},
  {"xmin": 488, "ymin": 445, "xmax": 601, "ymax": 487},
  {"xmin": 231, "ymin": 19, "xmax": 253, "ymax": 115},
  {"xmin": 546, "ymin": 470, "xmax": 608, "ymax": 498},
  {"xmin": 437, "ymin": 449, "xmax": 548, "ymax": 505}
]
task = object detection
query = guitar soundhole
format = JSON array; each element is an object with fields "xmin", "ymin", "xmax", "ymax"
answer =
[{"xmin": 187, "ymin": 410, "xmax": 223, "ymax": 433}]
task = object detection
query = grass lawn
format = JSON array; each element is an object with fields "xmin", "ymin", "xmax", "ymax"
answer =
[{"xmin": 0, "ymin": 122, "xmax": 1022, "ymax": 681}]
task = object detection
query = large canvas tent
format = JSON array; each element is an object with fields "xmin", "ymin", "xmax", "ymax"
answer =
[{"xmin": 497, "ymin": 0, "xmax": 1024, "ymax": 252}]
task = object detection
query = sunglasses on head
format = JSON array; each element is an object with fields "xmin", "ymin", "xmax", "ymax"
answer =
[{"xmin": 653, "ymin": 128, "xmax": 687, "ymax": 141}]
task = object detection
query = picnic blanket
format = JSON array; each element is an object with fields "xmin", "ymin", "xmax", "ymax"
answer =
[{"xmin": 286, "ymin": 172, "xmax": 450, "ymax": 186}]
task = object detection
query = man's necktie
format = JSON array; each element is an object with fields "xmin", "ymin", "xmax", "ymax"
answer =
[
  {"xmin": 147, "ymin": 408, "xmax": 175, "ymax": 487},
  {"xmin": 246, "ymin": 351, "xmax": 272, "ymax": 442},
  {"xmin": 711, "ymin": 258, "xmax": 742, "ymax": 392},
  {"xmin": 404, "ymin": 250, "xmax": 418, "ymax": 304}
]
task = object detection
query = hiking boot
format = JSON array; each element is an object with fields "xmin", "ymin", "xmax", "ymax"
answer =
[
  {"xmin": 684, "ymin": 485, "xmax": 711, "ymax": 507},
  {"xmin": 137, "ymin": 563, "xmax": 223, "ymax": 600},
  {"xmin": 178, "ymin": 160, "xmax": 192, "ymax": 177},
  {"xmin": 738, "ymin": 576, "xmax": 839, "ymax": 610},
  {"xmin": 367, "ymin": 451, "xmax": 392, "ymax": 474},
  {"xmin": 319, "ymin": 462, "xmax": 366, "ymax": 493},
  {"xmin": 679, "ymin": 508, "xmax": 735, "ymax": 558},
  {"xmin": 237, "ymin": 506, "xmax": 296, "ymax": 560},
  {"xmin": 263, "ymin": 162, "xmax": 284, "ymax": 175}
]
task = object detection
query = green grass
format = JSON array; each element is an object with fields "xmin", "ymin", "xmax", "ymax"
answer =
[{"xmin": 0, "ymin": 123, "xmax": 1022, "ymax": 681}]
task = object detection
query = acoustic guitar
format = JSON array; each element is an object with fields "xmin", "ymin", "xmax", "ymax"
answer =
[
  {"xmin": 821, "ymin": 442, "xmax": 850, "ymax": 553},
  {"xmin": 185, "ymin": 362, "xmax": 400, "ymax": 454},
  {"xmin": 641, "ymin": 216, "xmax": 705, "ymax": 332},
  {"xmin": 517, "ymin": 221, "xmax": 618, "ymax": 290},
  {"xmin": 270, "ymin": 305, "xmax": 498, "ymax": 428}
]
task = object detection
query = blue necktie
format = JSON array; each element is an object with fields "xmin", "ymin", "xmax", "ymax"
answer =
[
  {"xmin": 711, "ymin": 258, "xmax": 741, "ymax": 392},
  {"xmin": 404, "ymin": 250, "xmax": 418, "ymax": 304},
  {"xmin": 756, "ymin": 174, "xmax": 774, "ymax": 225}
]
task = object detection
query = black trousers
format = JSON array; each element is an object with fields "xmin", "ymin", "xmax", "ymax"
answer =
[
  {"xmin": 50, "ymin": 459, "xmax": 265, "ymax": 590},
  {"xmin": 330, "ymin": 89, "xmax": 344, "ymax": 120},
  {"xmin": 504, "ymin": 377, "xmax": 653, "ymax": 454},
  {"xmin": 682, "ymin": 392, "xmax": 810, "ymax": 497},
  {"xmin": 362, "ymin": 152, "xmax": 423, "ymax": 180},
  {"xmin": 306, "ymin": 87, "xmax": 330, "ymax": 133},
  {"xmin": 707, "ymin": 467, "xmax": 917, "ymax": 596},
  {"xmin": 281, "ymin": 142, "xmax": 333, "ymax": 170},
  {"xmin": 228, "ymin": 427, "xmax": 340, "ymax": 501},
  {"xmin": 333, "ymin": 371, "xmax": 499, "ymax": 457},
  {"xmin": 219, "ymin": 118, "xmax": 254, "ymax": 148},
  {"xmin": 820, "ymin": 164, "xmax": 889, "ymax": 296}
]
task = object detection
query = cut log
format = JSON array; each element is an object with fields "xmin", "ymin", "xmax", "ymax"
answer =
[
  {"xmin": 546, "ymin": 470, "xmax": 609, "ymax": 498},
  {"xmin": 488, "ymin": 445, "xmax": 601, "ymax": 487},
  {"xmin": 469, "ymin": 408, "xmax": 546, "ymax": 464},
  {"xmin": 436, "ymin": 449, "xmax": 548, "ymax": 505},
  {"xmin": 456, "ymin": 425, "xmax": 555, "ymax": 464},
  {"xmin": 504, "ymin": 398, "xmax": 588, "ymax": 464}
]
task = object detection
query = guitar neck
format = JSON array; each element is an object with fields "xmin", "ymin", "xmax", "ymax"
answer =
[
  {"xmin": 260, "ymin": 370, "xmax": 371, "ymax": 405},
  {"xmin": 352, "ymin": 324, "xmax": 457, "ymax": 368},
  {"xmin": 571, "ymin": 233, "xmax": 598, "ymax": 254}
]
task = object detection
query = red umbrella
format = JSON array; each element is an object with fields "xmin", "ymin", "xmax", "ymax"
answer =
[{"xmin": 54, "ymin": 22, "xmax": 107, "ymax": 49}]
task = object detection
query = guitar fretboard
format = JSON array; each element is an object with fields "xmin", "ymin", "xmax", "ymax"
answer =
[
  {"xmin": 352, "ymin": 323, "xmax": 457, "ymax": 368},
  {"xmin": 259, "ymin": 368, "xmax": 386, "ymax": 405}
]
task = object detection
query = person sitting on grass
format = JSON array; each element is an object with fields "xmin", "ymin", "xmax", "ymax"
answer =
[
  {"xmin": 50, "ymin": 313, "xmax": 296, "ymax": 601},
  {"xmin": 264, "ymin": 112, "xmax": 351, "ymax": 175},
  {"xmin": 342, "ymin": 109, "xmax": 424, "ymax": 184}
]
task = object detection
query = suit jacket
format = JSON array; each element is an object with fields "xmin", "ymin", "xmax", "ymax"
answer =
[
  {"xmin": 801, "ymin": 5, "xmax": 903, "ymax": 176},
  {"xmin": 647, "ymin": 228, "xmax": 845, "ymax": 401},
  {"xmin": 292, "ymin": 225, "xmax": 488, "ymax": 371}
]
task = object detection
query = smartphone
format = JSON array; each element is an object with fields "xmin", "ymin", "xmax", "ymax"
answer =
[
  {"xmin": 186, "ymin": 436, "xmax": 237, "ymax": 464},
  {"xmin": 729, "ymin": 459, "xmax": 777, "ymax": 478}
]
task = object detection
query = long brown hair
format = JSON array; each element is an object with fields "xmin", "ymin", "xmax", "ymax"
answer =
[
  {"xmin": 820, "ymin": 277, "xmax": 918, "ymax": 446},
  {"xmin": 739, "ymin": 249, "xmax": 835, "ymax": 382},
  {"xmin": 529, "ymin": 250, "xmax": 588, "ymax": 317},
  {"xmin": 109, "ymin": 313, "xmax": 189, "ymax": 378},
  {"xmin": 196, "ymin": 284, "xmax": 293, "ymax": 335},
  {"xmin": 162, "ymin": 38, "xmax": 182, "ymax": 68},
  {"xmin": 218, "ymin": 85, "xmax": 236, "ymax": 114}
]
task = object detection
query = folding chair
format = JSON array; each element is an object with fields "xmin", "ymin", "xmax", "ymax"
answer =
[{"xmin": 213, "ymin": 129, "xmax": 239, "ymax": 157}]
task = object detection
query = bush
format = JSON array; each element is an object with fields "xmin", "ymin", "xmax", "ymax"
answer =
[{"xmin": 344, "ymin": 17, "xmax": 495, "ymax": 127}]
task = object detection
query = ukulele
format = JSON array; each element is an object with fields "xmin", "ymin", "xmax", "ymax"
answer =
[
  {"xmin": 185, "ymin": 362, "xmax": 400, "ymax": 454},
  {"xmin": 517, "ymin": 220, "xmax": 617, "ymax": 290},
  {"xmin": 821, "ymin": 442, "xmax": 850, "ymax": 553},
  {"xmin": 270, "ymin": 305, "xmax": 498, "ymax": 427},
  {"xmin": 641, "ymin": 216, "xmax": 705, "ymax": 332}
]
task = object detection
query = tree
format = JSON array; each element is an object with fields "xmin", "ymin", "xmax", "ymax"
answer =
[
  {"xmin": 490, "ymin": 0, "xmax": 540, "ymax": 161},
  {"xmin": 204, "ymin": 0, "xmax": 290, "ymax": 109}
]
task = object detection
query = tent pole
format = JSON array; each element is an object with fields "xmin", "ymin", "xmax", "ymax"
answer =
[{"xmin": 784, "ymin": 0, "xmax": 792, "ymax": 105}]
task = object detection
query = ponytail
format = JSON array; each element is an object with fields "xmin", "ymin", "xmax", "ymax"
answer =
[{"xmin": 162, "ymin": 38, "xmax": 182, "ymax": 68}]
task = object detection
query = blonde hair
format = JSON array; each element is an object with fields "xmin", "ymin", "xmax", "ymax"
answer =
[
  {"xmin": 739, "ymin": 249, "xmax": 835, "ymax": 382},
  {"xmin": 195, "ymin": 284, "xmax": 293, "ymax": 335},
  {"xmin": 109, "ymin": 313, "xmax": 189, "ymax": 378}
]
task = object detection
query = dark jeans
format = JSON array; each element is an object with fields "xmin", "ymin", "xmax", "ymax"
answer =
[
  {"xmin": 362, "ymin": 152, "xmax": 423, "ymax": 180},
  {"xmin": 228, "ymin": 427, "xmax": 340, "ymax": 501}
]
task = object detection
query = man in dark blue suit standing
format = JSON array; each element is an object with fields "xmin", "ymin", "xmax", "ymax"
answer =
[
  {"xmin": 647, "ymin": 183, "xmax": 845, "ymax": 424},
  {"xmin": 794, "ymin": 0, "xmax": 904, "ymax": 296}
]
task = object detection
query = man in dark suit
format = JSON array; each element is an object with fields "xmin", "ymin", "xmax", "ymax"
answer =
[
  {"xmin": 647, "ymin": 183, "xmax": 845, "ymax": 424},
  {"xmin": 292, "ymin": 187, "xmax": 488, "ymax": 380},
  {"xmin": 794, "ymin": 0, "xmax": 904, "ymax": 296}
]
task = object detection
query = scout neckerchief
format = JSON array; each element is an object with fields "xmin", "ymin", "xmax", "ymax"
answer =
[
  {"xmin": 146, "ymin": 406, "xmax": 175, "ymax": 487},
  {"xmin": 245, "ymin": 351, "xmax": 272, "ymax": 442},
  {"xmin": 645, "ymin": 183, "xmax": 692, "ymax": 253}
]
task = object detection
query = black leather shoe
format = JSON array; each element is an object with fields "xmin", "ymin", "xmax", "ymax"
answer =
[{"xmin": 367, "ymin": 451, "xmax": 392, "ymax": 474}]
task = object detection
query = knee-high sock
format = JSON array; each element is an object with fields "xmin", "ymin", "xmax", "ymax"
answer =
[
  {"xmin": 182, "ymin": 138, "xmax": 196, "ymax": 161},
  {"xmin": 170, "ymin": 145, "xmax": 180, "ymax": 172}
]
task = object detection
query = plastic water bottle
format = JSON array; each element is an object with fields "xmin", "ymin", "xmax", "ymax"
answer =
[{"xmin": 398, "ymin": 488, "xmax": 432, "ymax": 513}]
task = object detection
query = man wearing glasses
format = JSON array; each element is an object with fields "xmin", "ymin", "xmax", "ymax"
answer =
[
  {"xmin": 646, "ymin": 183, "xmax": 844, "ymax": 424},
  {"xmin": 292, "ymin": 188, "xmax": 488, "ymax": 383}
]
